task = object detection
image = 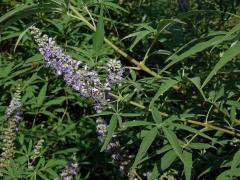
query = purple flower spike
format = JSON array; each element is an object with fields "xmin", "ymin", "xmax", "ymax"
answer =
[
  {"xmin": 5, "ymin": 85, "xmax": 22, "ymax": 129},
  {"xmin": 30, "ymin": 26, "xmax": 106, "ymax": 111}
]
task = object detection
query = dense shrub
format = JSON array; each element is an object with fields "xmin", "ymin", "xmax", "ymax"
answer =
[{"xmin": 1, "ymin": 0, "xmax": 240, "ymax": 179}]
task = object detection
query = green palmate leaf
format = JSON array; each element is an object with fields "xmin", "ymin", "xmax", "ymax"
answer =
[
  {"xmin": 188, "ymin": 77, "xmax": 206, "ymax": 100},
  {"xmin": 0, "ymin": 32, "xmax": 21, "ymax": 42},
  {"xmin": 116, "ymin": 113, "xmax": 123, "ymax": 128},
  {"xmin": 37, "ymin": 83, "xmax": 48, "ymax": 107},
  {"xmin": 150, "ymin": 78, "xmax": 179, "ymax": 107},
  {"xmin": 212, "ymin": 22, "xmax": 240, "ymax": 47},
  {"xmin": 0, "ymin": 5, "xmax": 31, "ymax": 23},
  {"xmin": 45, "ymin": 159, "xmax": 66, "ymax": 168},
  {"xmin": 53, "ymin": 148, "xmax": 79, "ymax": 155},
  {"xmin": 160, "ymin": 149, "xmax": 178, "ymax": 171},
  {"xmin": 25, "ymin": 54, "xmax": 43, "ymax": 64},
  {"xmin": 45, "ymin": 168, "xmax": 59, "ymax": 178},
  {"xmin": 28, "ymin": 140, "xmax": 33, "ymax": 154},
  {"xmin": 0, "ymin": 4, "xmax": 63, "ymax": 31},
  {"xmin": 37, "ymin": 171, "xmax": 49, "ymax": 180},
  {"xmin": 132, "ymin": 127, "xmax": 158, "ymax": 169},
  {"xmin": 183, "ymin": 150, "xmax": 192, "ymax": 180},
  {"xmin": 119, "ymin": 113, "xmax": 143, "ymax": 117},
  {"xmin": 217, "ymin": 169, "xmax": 240, "ymax": 180},
  {"xmin": 103, "ymin": 1, "xmax": 128, "ymax": 14},
  {"xmin": 100, "ymin": 114, "xmax": 118, "ymax": 152},
  {"xmin": 129, "ymin": 30, "xmax": 151, "ymax": 51},
  {"xmin": 93, "ymin": 5, "xmax": 105, "ymax": 55},
  {"xmin": 14, "ymin": 27, "xmax": 32, "ymax": 52},
  {"xmin": 160, "ymin": 35, "xmax": 223, "ymax": 73},
  {"xmin": 0, "ymin": 62, "xmax": 14, "ymax": 78},
  {"xmin": 122, "ymin": 121, "xmax": 154, "ymax": 128},
  {"xmin": 170, "ymin": 123, "xmax": 213, "ymax": 141},
  {"xmin": 162, "ymin": 127, "xmax": 192, "ymax": 179},
  {"xmin": 4, "ymin": 67, "xmax": 34, "ymax": 82},
  {"xmin": 151, "ymin": 106, "xmax": 162, "ymax": 124},
  {"xmin": 149, "ymin": 163, "xmax": 160, "ymax": 180},
  {"xmin": 230, "ymin": 150, "xmax": 240, "ymax": 178},
  {"xmin": 202, "ymin": 41, "xmax": 240, "ymax": 88},
  {"xmin": 155, "ymin": 145, "xmax": 173, "ymax": 155},
  {"xmin": 162, "ymin": 126, "xmax": 184, "ymax": 162},
  {"xmin": 58, "ymin": 123, "xmax": 76, "ymax": 136},
  {"xmin": 42, "ymin": 97, "xmax": 66, "ymax": 108},
  {"xmin": 230, "ymin": 105, "xmax": 236, "ymax": 124},
  {"xmin": 188, "ymin": 143, "xmax": 214, "ymax": 150}
]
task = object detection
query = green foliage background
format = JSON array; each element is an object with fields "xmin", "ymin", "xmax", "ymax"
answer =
[{"xmin": 1, "ymin": 0, "xmax": 240, "ymax": 179}]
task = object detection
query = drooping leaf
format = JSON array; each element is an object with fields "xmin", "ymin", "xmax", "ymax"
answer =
[
  {"xmin": 101, "ymin": 114, "xmax": 118, "ymax": 152},
  {"xmin": 188, "ymin": 77, "xmax": 206, "ymax": 100},
  {"xmin": 160, "ymin": 149, "xmax": 178, "ymax": 171},
  {"xmin": 93, "ymin": 5, "xmax": 105, "ymax": 55},
  {"xmin": 230, "ymin": 150, "xmax": 240, "ymax": 178},
  {"xmin": 150, "ymin": 78, "xmax": 179, "ymax": 107},
  {"xmin": 14, "ymin": 27, "xmax": 31, "ymax": 52},
  {"xmin": 122, "ymin": 121, "xmax": 154, "ymax": 128},
  {"xmin": 202, "ymin": 41, "xmax": 240, "ymax": 88},
  {"xmin": 149, "ymin": 163, "xmax": 160, "ymax": 180},
  {"xmin": 161, "ymin": 35, "xmax": 223, "ymax": 72},
  {"xmin": 162, "ymin": 127, "xmax": 184, "ymax": 162},
  {"xmin": 151, "ymin": 106, "xmax": 162, "ymax": 124},
  {"xmin": 183, "ymin": 150, "xmax": 192, "ymax": 180},
  {"xmin": 132, "ymin": 127, "xmax": 158, "ymax": 169},
  {"xmin": 37, "ymin": 83, "xmax": 48, "ymax": 107}
]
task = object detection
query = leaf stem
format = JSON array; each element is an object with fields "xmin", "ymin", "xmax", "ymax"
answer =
[{"xmin": 109, "ymin": 92, "xmax": 240, "ymax": 137}]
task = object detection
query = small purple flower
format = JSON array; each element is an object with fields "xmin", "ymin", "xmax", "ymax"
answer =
[
  {"xmin": 30, "ymin": 26, "xmax": 106, "ymax": 111},
  {"xmin": 5, "ymin": 85, "xmax": 22, "ymax": 128},
  {"xmin": 96, "ymin": 117, "xmax": 133, "ymax": 174},
  {"xmin": 30, "ymin": 26, "xmax": 125, "ymax": 112},
  {"xmin": 105, "ymin": 59, "xmax": 124, "ymax": 87},
  {"xmin": 60, "ymin": 162, "xmax": 78, "ymax": 180},
  {"xmin": 59, "ymin": 154, "xmax": 78, "ymax": 180}
]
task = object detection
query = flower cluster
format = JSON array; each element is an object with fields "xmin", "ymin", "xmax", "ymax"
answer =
[
  {"xmin": 29, "ymin": 26, "xmax": 124, "ymax": 112},
  {"xmin": 96, "ymin": 117, "xmax": 133, "ymax": 174},
  {"xmin": 105, "ymin": 59, "xmax": 124, "ymax": 88},
  {"xmin": 5, "ymin": 85, "xmax": 22, "ymax": 129},
  {"xmin": 28, "ymin": 139, "xmax": 45, "ymax": 169},
  {"xmin": 59, "ymin": 153, "xmax": 78, "ymax": 180},
  {"xmin": 30, "ymin": 26, "xmax": 126, "ymax": 176},
  {"xmin": 0, "ymin": 86, "xmax": 22, "ymax": 173}
]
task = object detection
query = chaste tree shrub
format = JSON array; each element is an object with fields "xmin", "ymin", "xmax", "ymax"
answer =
[{"xmin": 1, "ymin": 0, "xmax": 240, "ymax": 179}]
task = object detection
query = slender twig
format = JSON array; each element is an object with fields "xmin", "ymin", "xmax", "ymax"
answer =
[
  {"xmin": 60, "ymin": 90, "xmax": 69, "ymax": 122},
  {"xmin": 83, "ymin": 5, "xmax": 96, "ymax": 29},
  {"xmin": 68, "ymin": 5, "xmax": 161, "ymax": 79},
  {"xmin": 182, "ymin": 127, "xmax": 208, "ymax": 148},
  {"xmin": 108, "ymin": 92, "xmax": 240, "ymax": 137},
  {"xmin": 205, "ymin": 104, "xmax": 213, "ymax": 123},
  {"xmin": 128, "ymin": 170, "xmax": 143, "ymax": 180}
]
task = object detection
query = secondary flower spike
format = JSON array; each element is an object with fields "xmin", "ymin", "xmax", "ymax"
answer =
[
  {"xmin": 57, "ymin": 153, "xmax": 78, "ymax": 180},
  {"xmin": 29, "ymin": 26, "xmax": 106, "ymax": 111},
  {"xmin": 96, "ymin": 117, "xmax": 133, "ymax": 174},
  {"xmin": 5, "ymin": 85, "xmax": 22, "ymax": 128},
  {"xmin": 0, "ymin": 86, "xmax": 22, "ymax": 173}
]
